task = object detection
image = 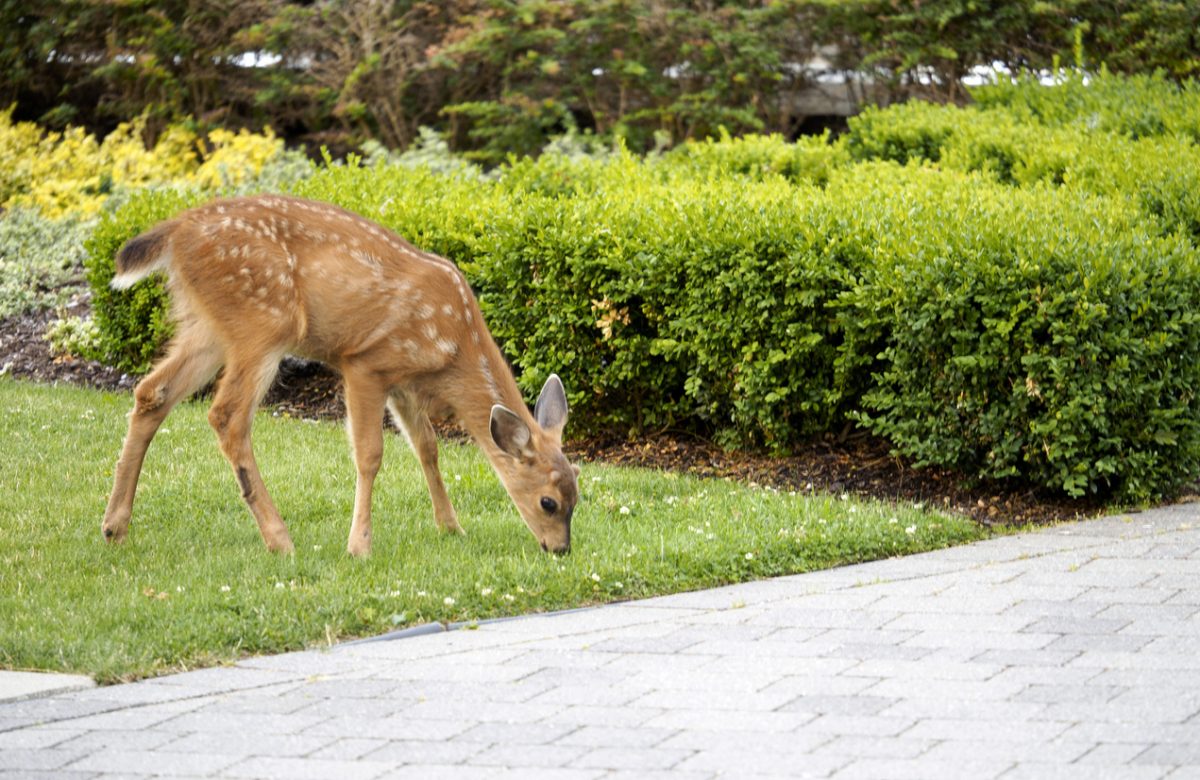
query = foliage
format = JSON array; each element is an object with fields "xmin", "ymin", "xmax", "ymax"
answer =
[
  {"xmin": 82, "ymin": 72, "xmax": 1200, "ymax": 500},
  {"xmin": 845, "ymin": 84, "xmax": 1200, "ymax": 240},
  {"xmin": 0, "ymin": 108, "xmax": 307, "ymax": 220},
  {"xmin": 0, "ymin": 378, "xmax": 984, "ymax": 681},
  {"xmin": 44, "ymin": 315, "xmax": 101, "ymax": 359},
  {"xmin": 662, "ymin": 131, "xmax": 849, "ymax": 187},
  {"xmin": 0, "ymin": 209, "xmax": 91, "ymax": 319},
  {"xmin": 83, "ymin": 189, "xmax": 205, "ymax": 373},
  {"xmin": 8, "ymin": 1, "xmax": 1195, "ymax": 160},
  {"xmin": 972, "ymin": 70, "xmax": 1200, "ymax": 142},
  {"xmin": 836, "ymin": 164, "xmax": 1200, "ymax": 501}
]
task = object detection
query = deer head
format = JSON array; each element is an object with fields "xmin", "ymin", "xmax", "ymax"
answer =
[{"xmin": 489, "ymin": 375, "xmax": 579, "ymax": 554}]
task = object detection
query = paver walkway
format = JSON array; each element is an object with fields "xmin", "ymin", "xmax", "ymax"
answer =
[{"xmin": 2, "ymin": 503, "xmax": 1200, "ymax": 779}]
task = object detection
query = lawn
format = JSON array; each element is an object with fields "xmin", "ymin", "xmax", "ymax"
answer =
[{"xmin": 0, "ymin": 378, "xmax": 987, "ymax": 683}]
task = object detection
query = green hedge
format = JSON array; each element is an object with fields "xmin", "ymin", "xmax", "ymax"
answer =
[
  {"xmin": 83, "ymin": 188, "xmax": 203, "ymax": 373},
  {"xmin": 846, "ymin": 93, "xmax": 1200, "ymax": 240},
  {"xmin": 85, "ymin": 76, "xmax": 1200, "ymax": 501}
]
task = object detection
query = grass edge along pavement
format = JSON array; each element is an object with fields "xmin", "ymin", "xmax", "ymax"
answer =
[{"xmin": 0, "ymin": 378, "xmax": 986, "ymax": 683}]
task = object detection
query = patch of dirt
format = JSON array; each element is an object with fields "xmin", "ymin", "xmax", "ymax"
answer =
[{"xmin": 1, "ymin": 296, "xmax": 1109, "ymax": 527}]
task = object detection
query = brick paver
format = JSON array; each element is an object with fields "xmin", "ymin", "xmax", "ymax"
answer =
[{"xmin": 2, "ymin": 505, "xmax": 1199, "ymax": 778}]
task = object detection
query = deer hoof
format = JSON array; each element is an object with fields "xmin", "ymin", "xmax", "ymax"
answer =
[{"xmin": 101, "ymin": 519, "xmax": 128, "ymax": 544}]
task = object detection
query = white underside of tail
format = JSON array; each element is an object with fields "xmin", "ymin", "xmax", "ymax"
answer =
[{"xmin": 109, "ymin": 249, "xmax": 172, "ymax": 290}]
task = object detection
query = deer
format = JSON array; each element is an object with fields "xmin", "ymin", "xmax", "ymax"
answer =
[{"xmin": 100, "ymin": 193, "xmax": 578, "ymax": 556}]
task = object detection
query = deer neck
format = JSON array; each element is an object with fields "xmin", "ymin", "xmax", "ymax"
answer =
[{"xmin": 452, "ymin": 338, "xmax": 536, "ymax": 461}]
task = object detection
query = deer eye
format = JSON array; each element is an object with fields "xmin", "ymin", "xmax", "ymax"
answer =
[{"xmin": 540, "ymin": 496, "xmax": 558, "ymax": 514}]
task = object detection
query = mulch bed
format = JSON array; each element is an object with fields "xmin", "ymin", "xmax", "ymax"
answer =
[{"xmin": 2, "ymin": 295, "xmax": 1110, "ymax": 527}]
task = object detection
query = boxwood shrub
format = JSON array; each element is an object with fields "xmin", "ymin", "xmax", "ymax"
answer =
[{"xmin": 85, "ymin": 107, "xmax": 1200, "ymax": 501}]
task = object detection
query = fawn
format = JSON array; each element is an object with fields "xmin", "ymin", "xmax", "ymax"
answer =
[{"xmin": 101, "ymin": 194, "xmax": 577, "ymax": 555}]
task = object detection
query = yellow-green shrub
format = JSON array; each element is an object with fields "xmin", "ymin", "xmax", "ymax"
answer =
[{"xmin": 0, "ymin": 108, "xmax": 294, "ymax": 220}]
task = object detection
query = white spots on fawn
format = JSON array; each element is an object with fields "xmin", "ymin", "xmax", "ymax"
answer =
[
  {"xmin": 417, "ymin": 303, "xmax": 435, "ymax": 320},
  {"xmin": 436, "ymin": 337, "xmax": 457, "ymax": 356},
  {"xmin": 479, "ymin": 355, "xmax": 500, "ymax": 401}
]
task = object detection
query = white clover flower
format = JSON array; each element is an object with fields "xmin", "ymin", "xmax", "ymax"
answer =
[
  {"xmin": 905, "ymin": 525, "xmax": 917, "ymax": 535},
  {"xmin": 444, "ymin": 596, "xmax": 456, "ymax": 606},
  {"xmin": 219, "ymin": 585, "xmax": 231, "ymax": 592},
  {"xmin": 744, "ymin": 552, "xmax": 754, "ymax": 561},
  {"xmin": 619, "ymin": 506, "xmax": 631, "ymax": 515},
  {"xmin": 503, "ymin": 593, "xmax": 516, "ymax": 602},
  {"xmin": 481, "ymin": 587, "xmax": 493, "ymax": 597},
  {"xmin": 417, "ymin": 590, "xmax": 428, "ymax": 597},
  {"xmin": 590, "ymin": 573, "xmax": 601, "ymax": 582}
]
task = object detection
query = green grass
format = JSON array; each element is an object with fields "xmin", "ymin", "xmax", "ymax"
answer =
[{"xmin": 0, "ymin": 378, "xmax": 988, "ymax": 683}]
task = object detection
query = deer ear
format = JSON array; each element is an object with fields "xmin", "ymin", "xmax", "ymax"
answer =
[
  {"xmin": 534, "ymin": 374, "xmax": 569, "ymax": 433},
  {"xmin": 490, "ymin": 404, "xmax": 532, "ymax": 458}
]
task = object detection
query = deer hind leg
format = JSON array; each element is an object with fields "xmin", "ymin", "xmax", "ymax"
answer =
[
  {"xmin": 343, "ymin": 371, "xmax": 388, "ymax": 557},
  {"xmin": 207, "ymin": 351, "xmax": 293, "ymax": 553},
  {"xmin": 387, "ymin": 391, "xmax": 463, "ymax": 535},
  {"xmin": 102, "ymin": 326, "xmax": 222, "ymax": 543}
]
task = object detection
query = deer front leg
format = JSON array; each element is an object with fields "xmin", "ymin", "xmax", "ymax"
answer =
[
  {"xmin": 207, "ymin": 356, "xmax": 293, "ymax": 554},
  {"xmin": 344, "ymin": 372, "xmax": 388, "ymax": 557},
  {"xmin": 387, "ymin": 392, "xmax": 463, "ymax": 535},
  {"xmin": 102, "ymin": 328, "xmax": 221, "ymax": 543}
]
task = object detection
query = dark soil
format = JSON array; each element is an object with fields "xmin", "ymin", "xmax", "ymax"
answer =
[{"xmin": 2, "ymin": 296, "xmax": 1109, "ymax": 527}]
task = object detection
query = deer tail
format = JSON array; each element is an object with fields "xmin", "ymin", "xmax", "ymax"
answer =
[{"xmin": 110, "ymin": 221, "xmax": 176, "ymax": 290}]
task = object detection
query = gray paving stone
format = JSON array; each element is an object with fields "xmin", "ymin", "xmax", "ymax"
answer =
[
  {"xmin": 846, "ymin": 658, "xmax": 1002, "ymax": 681},
  {"xmin": 0, "ymin": 748, "xmax": 91, "ymax": 771},
  {"xmin": 468, "ymin": 743, "xmax": 591, "ymax": 768},
  {"xmin": 360, "ymin": 739, "xmax": 490, "ymax": 765},
  {"xmin": 303, "ymin": 714, "xmax": 470, "ymax": 741},
  {"xmin": 810, "ymin": 734, "xmax": 935, "ymax": 759},
  {"xmin": 64, "ymin": 749, "xmax": 240, "ymax": 776},
  {"xmin": 378, "ymin": 765, "xmax": 499, "ymax": 780},
  {"xmin": 0, "ymin": 771, "xmax": 101, "ymax": 780},
  {"xmin": 164, "ymin": 731, "xmax": 333, "ymax": 757},
  {"xmin": 570, "ymin": 746, "xmax": 693, "ymax": 771},
  {"xmin": 0, "ymin": 728, "xmax": 81, "ymax": 750},
  {"xmin": 778, "ymin": 694, "xmax": 899, "ymax": 717},
  {"xmin": 536, "ymin": 704, "xmax": 666, "ymax": 728},
  {"xmin": 307, "ymin": 738, "xmax": 389, "ymax": 760},
  {"xmin": 998, "ymin": 764, "xmax": 1168, "ymax": 780},
  {"xmin": 552, "ymin": 725, "xmax": 673, "ymax": 749},
  {"xmin": 222, "ymin": 755, "xmax": 391, "ymax": 779},
  {"xmin": 52, "ymin": 729, "xmax": 180, "ymax": 753},
  {"xmin": 831, "ymin": 757, "xmax": 1013, "ymax": 779},
  {"xmin": 640, "ymin": 708, "xmax": 816, "ymax": 733},
  {"xmin": 154, "ymin": 711, "xmax": 329, "ymax": 735},
  {"xmin": 918, "ymin": 738, "xmax": 1094, "ymax": 764},
  {"xmin": 1077, "ymin": 743, "xmax": 1155, "ymax": 764},
  {"xmin": 677, "ymin": 747, "xmax": 847, "ymax": 777}
]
